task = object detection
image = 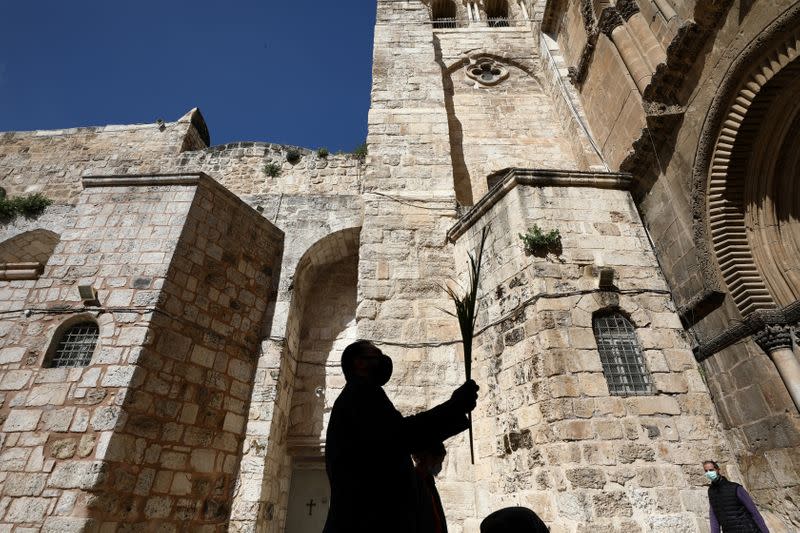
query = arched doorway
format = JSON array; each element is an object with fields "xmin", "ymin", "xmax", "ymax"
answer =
[
  {"xmin": 706, "ymin": 31, "xmax": 800, "ymax": 314},
  {"xmin": 283, "ymin": 227, "xmax": 360, "ymax": 532}
]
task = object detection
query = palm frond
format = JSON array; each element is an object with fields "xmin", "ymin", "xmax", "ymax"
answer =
[{"xmin": 442, "ymin": 227, "xmax": 488, "ymax": 465}]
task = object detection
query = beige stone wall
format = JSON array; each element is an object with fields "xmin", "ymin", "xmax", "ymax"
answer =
[
  {"xmin": 577, "ymin": 34, "xmax": 645, "ymax": 169},
  {"xmin": 436, "ymin": 27, "xmax": 584, "ymax": 202},
  {"xmin": 450, "ymin": 172, "xmax": 735, "ymax": 532},
  {"xmin": 0, "ymin": 175, "xmax": 282, "ymax": 531},
  {"xmin": 545, "ymin": 0, "xmax": 800, "ymax": 527},
  {"xmin": 364, "ymin": 2, "xmax": 476, "ymax": 529},
  {"xmin": 0, "ymin": 0, "xmax": 797, "ymax": 531},
  {"xmin": 0, "ymin": 112, "xmax": 203, "ymax": 203},
  {"xmin": 0, "ymin": 178, "xmax": 197, "ymax": 531}
]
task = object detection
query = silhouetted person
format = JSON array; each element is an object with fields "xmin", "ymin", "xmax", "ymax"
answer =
[
  {"xmin": 703, "ymin": 460, "xmax": 769, "ymax": 532},
  {"xmin": 412, "ymin": 441, "xmax": 448, "ymax": 533},
  {"xmin": 323, "ymin": 340, "xmax": 479, "ymax": 533},
  {"xmin": 480, "ymin": 507, "xmax": 549, "ymax": 533}
]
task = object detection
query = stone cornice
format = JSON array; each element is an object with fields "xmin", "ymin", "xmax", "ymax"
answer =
[
  {"xmin": 81, "ymin": 173, "xmax": 205, "ymax": 188},
  {"xmin": 446, "ymin": 168, "xmax": 633, "ymax": 243},
  {"xmin": 694, "ymin": 300, "xmax": 800, "ymax": 361}
]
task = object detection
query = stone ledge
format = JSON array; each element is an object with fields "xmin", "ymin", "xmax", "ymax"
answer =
[
  {"xmin": 447, "ymin": 168, "xmax": 633, "ymax": 243},
  {"xmin": 81, "ymin": 173, "xmax": 204, "ymax": 188}
]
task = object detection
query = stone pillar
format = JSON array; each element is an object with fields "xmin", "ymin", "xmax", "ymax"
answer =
[
  {"xmin": 599, "ymin": 7, "xmax": 652, "ymax": 94},
  {"xmin": 754, "ymin": 324, "xmax": 800, "ymax": 412},
  {"xmin": 518, "ymin": 0, "xmax": 529, "ymax": 21},
  {"xmin": 617, "ymin": 0, "xmax": 666, "ymax": 69},
  {"xmin": 470, "ymin": 1, "xmax": 486, "ymax": 26}
]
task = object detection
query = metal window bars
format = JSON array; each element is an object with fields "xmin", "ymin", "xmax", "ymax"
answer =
[
  {"xmin": 432, "ymin": 17, "xmax": 459, "ymax": 28},
  {"xmin": 593, "ymin": 313, "xmax": 652, "ymax": 396},
  {"xmin": 487, "ymin": 16, "xmax": 510, "ymax": 27},
  {"xmin": 50, "ymin": 322, "xmax": 99, "ymax": 368}
]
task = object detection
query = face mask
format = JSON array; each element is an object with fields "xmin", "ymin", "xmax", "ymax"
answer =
[{"xmin": 705, "ymin": 471, "xmax": 718, "ymax": 482}]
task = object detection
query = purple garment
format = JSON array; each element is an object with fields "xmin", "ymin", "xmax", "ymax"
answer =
[{"xmin": 709, "ymin": 486, "xmax": 770, "ymax": 533}]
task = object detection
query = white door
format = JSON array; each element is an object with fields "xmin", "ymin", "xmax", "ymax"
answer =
[{"xmin": 285, "ymin": 468, "xmax": 330, "ymax": 533}]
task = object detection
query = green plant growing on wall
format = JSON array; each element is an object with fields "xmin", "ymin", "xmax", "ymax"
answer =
[
  {"xmin": 317, "ymin": 147, "xmax": 329, "ymax": 158},
  {"xmin": 0, "ymin": 193, "xmax": 53, "ymax": 221},
  {"xmin": 264, "ymin": 162, "xmax": 282, "ymax": 178},
  {"xmin": 519, "ymin": 225, "xmax": 561, "ymax": 255},
  {"xmin": 352, "ymin": 143, "xmax": 368, "ymax": 161},
  {"xmin": 286, "ymin": 149, "xmax": 302, "ymax": 165}
]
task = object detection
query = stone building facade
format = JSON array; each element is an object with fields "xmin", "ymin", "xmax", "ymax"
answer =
[{"xmin": 0, "ymin": 0, "xmax": 798, "ymax": 532}]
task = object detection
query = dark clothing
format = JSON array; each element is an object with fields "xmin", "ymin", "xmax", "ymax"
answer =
[
  {"xmin": 480, "ymin": 507, "xmax": 549, "ymax": 533},
  {"xmin": 415, "ymin": 468, "xmax": 447, "ymax": 533},
  {"xmin": 708, "ymin": 476, "xmax": 769, "ymax": 533},
  {"xmin": 323, "ymin": 383, "xmax": 469, "ymax": 533}
]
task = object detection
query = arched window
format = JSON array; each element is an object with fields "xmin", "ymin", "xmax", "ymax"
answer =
[
  {"xmin": 485, "ymin": 0, "xmax": 509, "ymax": 27},
  {"xmin": 431, "ymin": 0, "xmax": 457, "ymax": 28},
  {"xmin": 592, "ymin": 312, "xmax": 652, "ymax": 395},
  {"xmin": 47, "ymin": 321, "xmax": 99, "ymax": 368}
]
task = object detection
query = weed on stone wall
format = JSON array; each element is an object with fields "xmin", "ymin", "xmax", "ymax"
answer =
[
  {"xmin": 0, "ymin": 193, "xmax": 53, "ymax": 221},
  {"xmin": 352, "ymin": 143, "xmax": 368, "ymax": 161},
  {"xmin": 264, "ymin": 162, "xmax": 282, "ymax": 178},
  {"xmin": 519, "ymin": 225, "xmax": 561, "ymax": 255},
  {"xmin": 317, "ymin": 147, "xmax": 329, "ymax": 158},
  {"xmin": 286, "ymin": 149, "xmax": 302, "ymax": 165}
]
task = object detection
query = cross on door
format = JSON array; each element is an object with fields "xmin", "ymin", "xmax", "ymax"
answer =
[{"xmin": 306, "ymin": 499, "xmax": 317, "ymax": 516}]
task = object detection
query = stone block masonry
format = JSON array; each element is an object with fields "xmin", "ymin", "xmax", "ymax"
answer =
[
  {"xmin": 447, "ymin": 169, "xmax": 736, "ymax": 532},
  {"xmin": 0, "ymin": 0, "xmax": 797, "ymax": 530},
  {"xmin": 0, "ymin": 173, "xmax": 282, "ymax": 531}
]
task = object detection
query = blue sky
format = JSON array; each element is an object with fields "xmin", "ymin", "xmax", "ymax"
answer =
[{"xmin": 0, "ymin": 1, "xmax": 376, "ymax": 151}]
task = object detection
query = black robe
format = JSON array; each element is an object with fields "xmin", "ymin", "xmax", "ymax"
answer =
[
  {"xmin": 323, "ymin": 383, "xmax": 469, "ymax": 533},
  {"xmin": 415, "ymin": 467, "xmax": 448, "ymax": 533}
]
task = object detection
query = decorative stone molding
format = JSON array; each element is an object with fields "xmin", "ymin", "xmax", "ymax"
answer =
[
  {"xmin": 754, "ymin": 324, "xmax": 794, "ymax": 353},
  {"xmin": 466, "ymin": 56, "xmax": 510, "ymax": 86},
  {"xmin": 646, "ymin": 4, "xmax": 800, "ymax": 326},
  {"xmin": 598, "ymin": 7, "xmax": 624, "ymax": 37},
  {"xmin": 580, "ymin": 0, "xmax": 595, "ymax": 31},
  {"xmin": 705, "ymin": 31, "xmax": 800, "ymax": 315},
  {"xmin": 694, "ymin": 299, "xmax": 800, "ymax": 361},
  {"xmin": 616, "ymin": 0, "xmax": 640, "ymax": 21},
  {"xmin": 447, "ymin": 168, "xmax": 633, "ymax": 242},
  {"xmin": 0, "ymin": 262, "xmax": 44, "ymax": 281},
  {"xmin": 82, "ymin": 173, "xmax": 203, "ymax": 188}
]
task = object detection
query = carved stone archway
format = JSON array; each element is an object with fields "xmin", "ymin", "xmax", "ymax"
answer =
[{"xmin": 705, "ymin": 29, "xmax": 800, "ymax": 315}]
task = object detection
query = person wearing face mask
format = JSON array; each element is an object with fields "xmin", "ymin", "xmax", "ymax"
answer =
[
  {"xmin": 412, "ymin": 441, "xmax": 448, "ymax": 533},
  {"xmin": 703, "ymin": 460, "xmax": 770, "ymax": 533},
  {"xmin": 323, "ymin": 340, "xmax": 479, "ymax": 533}
]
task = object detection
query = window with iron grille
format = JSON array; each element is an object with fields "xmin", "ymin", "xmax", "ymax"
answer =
[
  {"xmin": 485, "ymin": 0, "xmax": 510, "ymax": 26},
  {"xmin": 48, "ymin": 322, "xmax": 98, "ymax": 368},
  {"xmin": 431, "ymin": 0, "xmax": 457, "ymax": 27},
  {"xmin": 592, "ymin": 312, "xmax": 652, "ymax": 395}
]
